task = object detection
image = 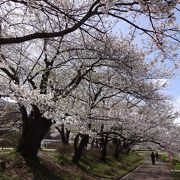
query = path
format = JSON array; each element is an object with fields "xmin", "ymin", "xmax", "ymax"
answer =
[{"xmin": 120, "ymin": 160, "xmax": 173, "ymax": 180}]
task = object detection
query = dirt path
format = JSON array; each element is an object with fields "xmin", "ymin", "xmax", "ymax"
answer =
[{"xmin": 120, "ymin": 160, "xmax": 173, "ymax": 180}]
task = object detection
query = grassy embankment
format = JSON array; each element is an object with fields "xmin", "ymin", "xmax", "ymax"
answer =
[
  {"xmin": 0, "ymin": 148, "xmax": 145, "ymax": 180},
  {"xmin": 160, "ymin": 152, "xmax": 180, "ymax": 180}
]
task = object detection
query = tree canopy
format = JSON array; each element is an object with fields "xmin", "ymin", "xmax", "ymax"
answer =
[{"xmin": 0, "ymin": 0, "xmax": 180, "ymax": 160}]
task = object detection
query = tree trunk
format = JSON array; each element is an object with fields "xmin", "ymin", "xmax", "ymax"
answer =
[
  {"xmin": 100, "ymin": 134, "xmax": 108, "ymax": 161},
  {"xmin": 124, "ymin": 143, "xmax": 134, "ymax": 154},
  {"xmin": 91, "ymin": 138, "xmax": 95, "ymax": 149},
  {"xmin": 17, "ymin": 105, "xmax": 52, "ymax": 160},
  {"xmin": 56, "ymin": 124, "xmax": 70, "ymax": 144},
  {"xmin": 65, "ymin": 128, "xmax": 70, "ymax": 144},
  {"xmin": 72, "ymin": 133, "xmax": 89, "ymax": 164},
  {"xmin": 117, "ymin": 141, "xmax": 132, "ymax": 156},
  {"xmin": 114, "ymin": 139, "xmax": 121, "ymax": 160}
]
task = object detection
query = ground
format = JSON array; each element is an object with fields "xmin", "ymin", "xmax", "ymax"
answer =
[
  {"xmin": 0, "ymin": 149, "xmax": 144, "ymax": 180},
  {"xmin": 121, "ymin": 159, "xmax": 173, "ymax": 180},
  {"xmin": 0, "ymin": 149, "xmax": 178, "ymax": 180}
]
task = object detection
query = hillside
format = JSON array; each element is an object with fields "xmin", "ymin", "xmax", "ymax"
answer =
[{"xmin": 0, "ymin": 150, "xmax": 144, "ymax": 180}]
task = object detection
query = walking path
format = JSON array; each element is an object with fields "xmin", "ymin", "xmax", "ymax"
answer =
[{"xmin": 120, "ymin": 160, "xmax": 173, "ymax": 180}]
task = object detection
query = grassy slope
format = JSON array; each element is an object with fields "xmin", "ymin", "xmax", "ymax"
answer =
[
  {"xmin": 42, "ymin": 150, "xmax": 144, "ymax": 179},
  {"xmin": 0, "ymin": 150, "xmax": 144, "ymax": 180},
  {"xmin": 159, "ymin": 152, "xmax": 180, "ymax": 180},
  {"xmin": 78, "ymin": 153, "xmax": 144, "ymax": 178}
]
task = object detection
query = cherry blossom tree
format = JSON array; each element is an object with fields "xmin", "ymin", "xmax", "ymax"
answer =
[
  {"xmin": 68, "ymin": 73, "xmax": 180, "ymax": 160},
  {"xmin": 101, "ymin": 99, "xmax": 180, "ymax": 159},
  {"xmin": 0, "ymin": 99, "xmax": 21, "ymax": 130},
  {"xmin": 51, "ymin": 37, "xmax": 173, "ymax": 163},
  {"xmin": 0, "ymin": 99, "xmax": 21, "ymax": 148},
  {"xmin": 0, "ymin": 32, "xmax": 111, "ymax": 159},
  {"xmin": 0, "ymin": 0, "xmax": 179, "ymax": 55},
  {"xmin": 0, "ymin": 0, "xmax": 179, "ymax": 160}
]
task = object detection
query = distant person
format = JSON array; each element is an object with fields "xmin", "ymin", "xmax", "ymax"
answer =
[
  {"xmin": 151, "ymin": 152, "xmax": 155, "ymax": 165},
  {"xmin": 156, "ymin": 152, "xmax": 159, "ymax": 160}
]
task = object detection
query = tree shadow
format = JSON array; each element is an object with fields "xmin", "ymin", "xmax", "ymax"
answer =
[{"xmin": 25, "ymin": 158, "xmax": 63, "ymax": 180}]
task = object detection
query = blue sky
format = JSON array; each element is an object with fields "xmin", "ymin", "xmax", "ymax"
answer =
[
  {"xmin": 111, "ymin": 13, "xmax": 180, "ymax": 123},
  {"xmin": 166, "ymin": 75, "xmax": 180, "ymax": 97},
  {"xmin": 166, "ymin": 74, "xmax": 180, "ymax": 124}
]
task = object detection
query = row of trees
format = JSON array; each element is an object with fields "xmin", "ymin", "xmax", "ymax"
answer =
[
  {"xmin": 0, "ymin": 0, "xmax": 180, "ymax": 162},
  {"xmin": 51, "ymin": 67, "xmax": 180, "ymax": 163}
]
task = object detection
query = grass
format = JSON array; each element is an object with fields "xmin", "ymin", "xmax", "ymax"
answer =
[
  {"xmin": 159, "ymin": 152, "xmax": 169, "ymax": 162},
  {"xmin": 172, "ymin": 156, "xmax": 180, "ymax": 180},
  {"xmin": 172, "ymin": 171, "xmax": 180, "ymax": 180},
  {"xmin": 0, "ymin": 173, "xmax": 10, "ymax": 180},
  {"xmin": 159, "ymin": 151, "xmax": 180, "ymax": 180},
  {"xmin": 80, "ymin": 153, "xmax": 144, "ymax": 178},
  {"xmin": 160, "ymin": 153, "xmax": 180, "ymax": 171},
  {"xmin": 47, "ymin": 151, "xmax": 73, "ymax": 166},
  {"xmin": 49, "ymin": 151, "xmax": 144, "ymax": 179},
  {"xmin": 0, "ymin": 149, "xmax": 145, "ymax": 180},
  {"xmin": 0, "ymin": 150, "xmax": 80, "ymax": 180},
  {"xmin": 173, "ymin": 158, "xmax": 180, "ymax": 170}
]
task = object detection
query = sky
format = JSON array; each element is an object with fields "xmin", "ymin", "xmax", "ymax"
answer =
[
  {"xmin": 165, "ymin": 11, "xmax": 180, "ymax": 115},
  {"xmin": 166, "ymin": 75, "xmax": 180, "ymax": 124},
  {"xmin": 111, "ymin": 12, "xmax": 180, "ymax": 124}
]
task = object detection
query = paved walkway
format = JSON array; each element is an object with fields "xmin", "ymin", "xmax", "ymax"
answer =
[{"xmin": 120, "ymin": 160, "xmax": 173, "ymax": 180}]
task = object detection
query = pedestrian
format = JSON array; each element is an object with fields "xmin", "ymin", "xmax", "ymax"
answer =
[
  {"xmin": 155, "ymin": 152, "xmax": 159, "ymax": 160},
  {"xmin": 151, "ymin": 152, "xmax": 155, "ymax": 165}
]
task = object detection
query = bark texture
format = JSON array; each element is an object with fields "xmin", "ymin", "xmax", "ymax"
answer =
[{"xmin": 72, "ymin": 133, "xmax": 89, "ymax": 164}]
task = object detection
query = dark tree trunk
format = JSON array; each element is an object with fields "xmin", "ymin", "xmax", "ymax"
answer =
[
  {"xmin": 91, "ymin": 138, "xmax": 95, "ymax": 149},
  {"xmin": 126, "ymin": 147, "xmax": 131, "ymax": 154},
  {"xmin": 72, "ymin": 133, "xmax": 89, "ymax": 164},
  {"xmin": 117, "ymin": 140, "xmax": 133, "ymax": 157},
  {"xmin": 56, "ymin": 124, "xmax": 70, "ymax": 144},
  {"xmin": 65, "ymin": 128, "xmax": 70, "ymax": 144},
  {"xmin": 114, "ymin": 139, "xmax": 121, "ymax": 159},
  {"xmin": 100, "ymin": 134, "xmax": 108, "ymax": 161},
  {"xmin": 124, "ymin": 144, "xmax": 134, "ymax": 154},
  {"xmin": 95, "ymin": 138, "xmax": 100, "ymax": 148},
  {"xmin": 17, "ymin": 105, "xmax": 52, "ymax": 160}
]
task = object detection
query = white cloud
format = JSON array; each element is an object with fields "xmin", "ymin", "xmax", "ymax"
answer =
[
  {"xmin": 174, "ymin": 97, "xmax": 180, "ymax": 111},
  {"xmin": 151, "ymin": 79, "xmax": 169, "ymax": 88},
  {"xmin": 173, "ymin": 96, "xmax": 180, "ymax": 124}
]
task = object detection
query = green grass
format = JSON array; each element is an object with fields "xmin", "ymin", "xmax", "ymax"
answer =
[
  {"xmin": 47, "ymin": 151, "xmax": 73, "ymax": 165},
  {"xmin": 174, "ymin": 162, "xmax": 180, "ymax": 170},
  {"xmin": 47, "ymin": 151, "xmax": 144, "ymax": 179},
  {"xmin": 172, "ymin": 171, "xmax": 180, "ymax": 180},
  {"xmin": 26, "ymin": 160, "xmax": 63, "ymax": 180},
  {"xmin": 0, "ymin": 173, "xmax": 10, "ymax": 180},
  {"xmin": 0, "ymin": 150, "xmax": 74, "ymax": 180},
  {"xmin": 159, "ymin": 152, "xmax": 180, "ymax": 180},
  {"xmin": 0, "ymin": 150, "xmax": 145, "ymax": 180},
  {"xmin": 79, "ymin": 156, "xmax": 124, "ymax": 178},
  {"xmin": 78, "ymin": 152, "xmax": 144, "ymax": 178},
  {"xmin": 173, "ymin": 158, "xmax": 180, "ymax": 170},
  {"xmin": 2, "ymin": 154, "xmax": 56, "ymax": 179},
  {"xmin": 159, "ymin": 152, "xmax": 169, "ymax": 162},
  {"xmin": 159, "ymin": 152, "xmax": 180, "ymax": 167}
]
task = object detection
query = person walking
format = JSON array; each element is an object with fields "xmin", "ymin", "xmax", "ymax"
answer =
[{"xmin": 151, "ymin": 152, "xmax": 155, "ymax": 165}]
